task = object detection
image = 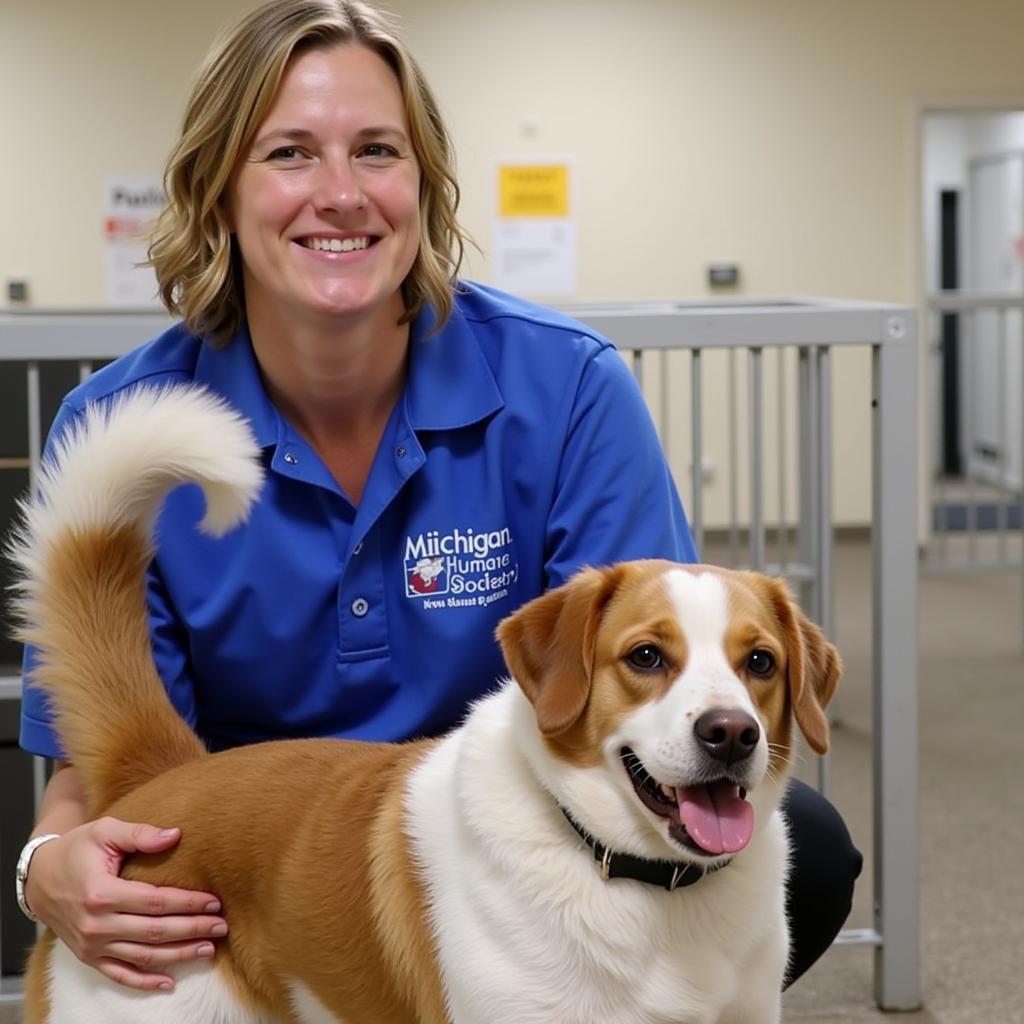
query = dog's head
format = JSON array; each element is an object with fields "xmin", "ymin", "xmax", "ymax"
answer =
[{"xmin": 497, "ymin": 560, "xmax": 841, "ymax": 866}]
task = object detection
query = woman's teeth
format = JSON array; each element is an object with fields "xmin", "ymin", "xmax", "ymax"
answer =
[{"xmin": 302, "ymin": 237, "xmax": 370, "ymax": 252}]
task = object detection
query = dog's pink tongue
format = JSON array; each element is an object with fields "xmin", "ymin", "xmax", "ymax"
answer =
[{"xmin": 677, "ymin": 782, "xmax": 754, "ymax": 855}]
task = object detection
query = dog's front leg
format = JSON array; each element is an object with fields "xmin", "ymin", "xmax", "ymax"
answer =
[
  {"xmin": 716, "ymin": 993, "xmax": 781, "ymax": 1024},
  {"xmin": 714, "ymin": 930, "xmax": 786, "ymax": 1024}
]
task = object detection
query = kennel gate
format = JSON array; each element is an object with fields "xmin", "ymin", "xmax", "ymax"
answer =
[
  {"xmin": 0, "ymin": 299, "xmax": 919, "ymax": 1011},
  {"xmin": 925, "ymin": 291, "xmax": 1024, "ymax": 644}
]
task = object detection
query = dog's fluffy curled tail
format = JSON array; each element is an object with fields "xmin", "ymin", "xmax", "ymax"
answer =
[{"xmin": 8, "ymin": 386, "xmax": 263, "ymax": 815}]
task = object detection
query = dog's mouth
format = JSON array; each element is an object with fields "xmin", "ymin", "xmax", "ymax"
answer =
[{"xmin": 620, "ymin": 747, "xmax": 754, "ymax": 857}]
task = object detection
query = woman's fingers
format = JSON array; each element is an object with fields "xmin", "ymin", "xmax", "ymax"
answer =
[
  {"xmin": 103, "ymin": 937, "xmax": 219, "ymax": 970},
  {"xmin": 110, "ymin": 909, "xmax": 228, "ymax": 946},
  {"xmin": 113, "ymin": 878, "xmax": 224, "ymax": 917}
]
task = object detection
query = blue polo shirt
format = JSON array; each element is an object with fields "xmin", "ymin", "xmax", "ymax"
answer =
[{"xmin": 20, "ymin": 282, "xmax": 696, "ymax": 757}]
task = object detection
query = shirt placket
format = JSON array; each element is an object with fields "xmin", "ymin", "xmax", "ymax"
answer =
[
  {"xmin": 335, "ymin": 413, "xmax": 424, "ymax": 664},
  {"xmin": 336, "ymin": 527, "xmax": 387, "ymax": 662}
]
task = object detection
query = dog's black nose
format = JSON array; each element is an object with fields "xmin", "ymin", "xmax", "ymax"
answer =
[{"xmin": 694, "ymin": 709, "xmax": 760, "ymax": 765}]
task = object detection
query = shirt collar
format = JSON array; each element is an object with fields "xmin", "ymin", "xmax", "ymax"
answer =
[
  {"xmin": 193, "ymin": 324, "xmax": 280, "ymax": 448},
  {"xmin": 191, "ymin": 299, "xmax": 504, "ymax": 446},
  {"xmin": 404, "ymin": 300, "xmax": 504, "ymax": 431}
]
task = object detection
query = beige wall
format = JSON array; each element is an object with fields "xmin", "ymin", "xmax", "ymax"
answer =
[{"xmin": 4, "ymin": 0, "xmax": 1024, "ymax": 524}]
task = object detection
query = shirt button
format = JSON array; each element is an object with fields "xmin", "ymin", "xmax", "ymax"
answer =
[
  {"xmin": 283, "ymin": 452, "xmax": 299, "ymax": 465},
  {"xmin": 396, "ymin": 446, "xmax": 406, "ymax": 458},
  {"xmin": 351, "ymin": 598, "xmax": 369, "ymax": 617}
]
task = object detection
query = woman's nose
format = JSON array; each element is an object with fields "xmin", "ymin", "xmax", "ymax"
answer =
[{"xmin": 312, "ymin": 159, "xmax": 367, "ymax": 213}]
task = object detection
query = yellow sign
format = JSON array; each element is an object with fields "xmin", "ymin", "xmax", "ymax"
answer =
[{"xmin": 499, "ymin": 164, "xmax": 569, "ymax": 218}]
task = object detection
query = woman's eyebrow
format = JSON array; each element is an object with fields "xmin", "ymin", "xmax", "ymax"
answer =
[
  {"xmin": 254, "ymin": 126, "xmax": 410, "ymax": 146},
  {"xmin": 252, "ymin": 127, "xmax": 315, "ymax": 146},
  {"xmin": 352, "ymin": 125, "xmax": 410, "ymax": 144}
]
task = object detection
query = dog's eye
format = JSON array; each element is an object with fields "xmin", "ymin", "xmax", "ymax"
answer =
[
  {"xmin": 747, "ymin": 649, "xmax": 775, "ymax": 677},
  {"xmin": 626, "ymin": 644, "xmax": 665, "ymax": 671}
]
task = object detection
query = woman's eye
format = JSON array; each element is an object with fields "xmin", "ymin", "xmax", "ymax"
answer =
[
  {"xmin": 268, "ymin": 146, "xmax": 303, "ymax": 161},
  {"xmin": 360, "ymin": 143, "xmax": 398, "ymax": 159},
  {"xmin": 747, "ymin": 649, "xmax": 775, "ymax": 677},
  {"xmin": 626, "ymin": 644, "xmax": 665, "ymax": 671}
]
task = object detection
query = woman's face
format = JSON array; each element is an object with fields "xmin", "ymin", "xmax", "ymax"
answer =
[{"xmin": 227, "ymin": 43, "xmax": 421, "ymax": 333}]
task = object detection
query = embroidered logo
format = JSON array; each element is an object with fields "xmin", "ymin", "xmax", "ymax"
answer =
[
  {"xmin": 406, "ymin": 556, "xmax": 448, "ymax": 596},
  {"xmin": 403, "ymin": 526, "xmax": 518, "ymax": 609}
]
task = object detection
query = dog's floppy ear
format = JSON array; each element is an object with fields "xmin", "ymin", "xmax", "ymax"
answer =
[
  {"xmin": 763, "ymin": 579, "xmax": 842, "ymax": 755},
  {"xmin": 497, "ymin": 566, "xmax": 623, "ymax": 737}
]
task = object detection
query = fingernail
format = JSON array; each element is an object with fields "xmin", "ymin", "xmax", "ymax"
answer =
[
  {"xmin": 211, "ymin": 923, "xmax": 228, "ymax": 937},
  {"xmin": 158, "ymin": 829, "xmax": 178, "ymax": 838},
  {"xmin": 205, "ymin": 900, "xmax": 221, "ymax": 913},
  {"xmin": 158, "ymin": 981, "xmax": 173, "ymax": 991},
  {"xmin": 197, "ymin": 943, "xmax": 215, "ymax": 958}
]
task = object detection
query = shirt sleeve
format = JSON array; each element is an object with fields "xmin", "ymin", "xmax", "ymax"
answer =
[
  {"xmin": 544, "ymin": 344, "xmax": 698, "ymax": 590},
  {"xmin": 18, "ymin": 403, "xmax": 199, "ymax": 758}
]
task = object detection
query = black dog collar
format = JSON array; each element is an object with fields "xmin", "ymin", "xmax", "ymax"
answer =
[{"xmin": 561, "ymin": 809, "xmax": 729, "ymax": 891}]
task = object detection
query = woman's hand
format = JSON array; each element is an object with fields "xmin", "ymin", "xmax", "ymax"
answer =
[{"xmin": 24, "ymin": 816, "xmax": 229, "ymax": 991}]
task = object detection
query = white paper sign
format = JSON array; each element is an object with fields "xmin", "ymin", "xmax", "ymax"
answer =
[
  {"xmin": 493, "ymin": 218, "xmax": 576, "ymax": 296},
  {"xmin": 103, "ymin": 176, "xmax": 165, "ymax": 307},
  {"xmin": 493, "ymin": 161, "xmax": 576, "ymax": 297}
]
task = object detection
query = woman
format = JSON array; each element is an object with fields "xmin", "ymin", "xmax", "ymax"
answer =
[{"xmin": 18, "ymin": 0, "xmax": 859, "ymax": 996}]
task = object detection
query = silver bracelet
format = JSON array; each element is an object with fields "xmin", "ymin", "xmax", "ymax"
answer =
[{"xmin": 15, "ymin": 834, "xmax": 62, "ymax": 923}]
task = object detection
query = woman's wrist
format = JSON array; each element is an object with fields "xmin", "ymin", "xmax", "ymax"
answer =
[{"xmin": 15, "ymin": 833, "xmax": 62, "ymax": 922}]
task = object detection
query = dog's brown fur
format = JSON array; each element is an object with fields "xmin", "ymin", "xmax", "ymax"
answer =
[{"xmin": 20, "ymin": 523, "xmax": 450, "ymax": 1023}]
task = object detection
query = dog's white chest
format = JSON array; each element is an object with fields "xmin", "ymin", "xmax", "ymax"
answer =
[{"xmin": 406, "ymin": 708, "xmax": 787, "ymax": 1024}]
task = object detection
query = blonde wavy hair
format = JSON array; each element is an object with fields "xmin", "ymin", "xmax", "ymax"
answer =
[{"xmin": 148, "ymin": 0, "xmax": 468, "ymax": 344}]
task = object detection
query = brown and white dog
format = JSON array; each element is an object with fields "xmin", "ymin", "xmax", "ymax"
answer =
[{"xmin": 11, "ymin": 386, "xmax": 841, "ymax": 1024}]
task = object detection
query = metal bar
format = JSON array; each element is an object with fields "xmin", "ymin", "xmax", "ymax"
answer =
[
  {"xmin": 871, "ymin": 315, "xmax": 921, "ymax": 1010},
  {"xmin": 924, "ymin": 558, "xmax": 1023, "ymax": 575},
  {"xmin": 561, "ymin": 301, "xmax": 916, "ymax": 349},
  {"xmin": 0, "ymin": 312, "xmax": 173, "ymax": 359},
  {"xmin": 835, "ymin": 928, "xmax": 884, "ymax": 947},
  {"xmin": 816, "ymin": 347, "xmax": 834, "ymax": 636},
  {"xmin": 964, "ymin": 311, "xmax": 977, "ymax": 562},
  {"xmin": 654, "ymin": 351, "xmax": 669, "ymax": 503},
  {"xmin": 797, "ymin": 348, "xmax": 818, "ymax": 613},
  {"xmin": 79, "ymin": 359, "xmax": 93, "ymax": 383},
  {"xmin": 0, "ymin": 300, "xmax": 951, "ymax": 357},
  {"xmin": 937, "ymin": 307, "xmax": 950, "ymax": 565},
  {"xmin": 728, "ymin": 349, "xmax": 740, "ymax": 566},
  {"xmin": 660, "ymin": 349, "xmax": 671, "ymax": 493},
  {"xmin": 632, "ymin": 348, "xmax": 643, "ymax": 389},
  {"xmin": 749, "ymin": 348, "xmax": 765, "ymax": 570},
  {"xmin": 996, "ymin": 310, "xmax": 1008, "ymax": 564},
  {"xmin": 927, "ymin": 291, "xmax": 1024, "ymax": 313},
  {"xmin": 690, "ymin": 349, "xmax": 704, "ymax": 552},
  {"xmin": 27, "ymin": 361, "xmax": 42, "ymax": 495},
  {"xmin": 777, "ymin": 348, "xmax": 788, "ymax": 569},
  {"xmin": 26, "ymin": 363, "xmax": 48, "ymax": 818},
  {"xmin": 0, "ymin": 979, "xmax": 25, "ymax": 1006},
  {"xmin": 816, "ymin": 346, "xmax": 833, "ymax": 797}
]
